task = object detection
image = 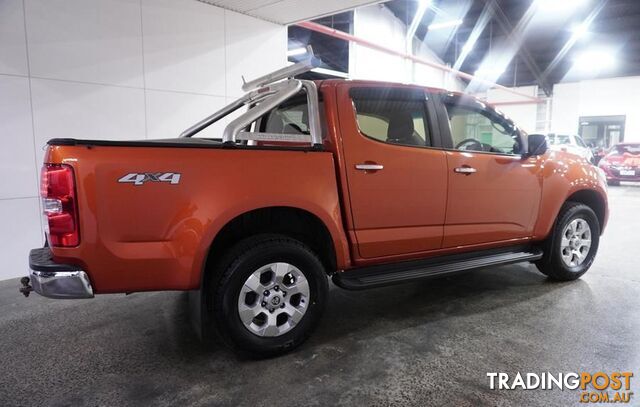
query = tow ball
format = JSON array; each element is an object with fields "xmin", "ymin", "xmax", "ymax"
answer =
[{"xmin": 19, "ymin": 277, "xmax": 33, "ymax": 298}]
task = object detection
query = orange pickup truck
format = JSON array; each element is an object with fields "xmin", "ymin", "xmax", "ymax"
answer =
[{"xmin": 22, "ymin": 56, "xmax": 608, "ymax": 357}]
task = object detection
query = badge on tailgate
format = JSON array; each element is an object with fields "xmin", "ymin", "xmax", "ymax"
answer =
[{"xmin": 118, "ymin": 172, "xmax": 181, "ymax": 186}]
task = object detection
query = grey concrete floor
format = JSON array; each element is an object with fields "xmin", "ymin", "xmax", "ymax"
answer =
[{"xmin": 1, "ymin": 186, "xmax": 639, "ymax": 407}]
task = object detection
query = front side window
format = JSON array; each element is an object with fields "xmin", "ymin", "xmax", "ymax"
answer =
[
  {"xmin": 444, "ymin": 102, "xmax": 522, "ymax": 155},
  {"xmin": 351, "ymin": 88, "xmax": 431, "ymax": 148}
]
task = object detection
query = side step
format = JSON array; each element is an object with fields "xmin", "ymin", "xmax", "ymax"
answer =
[{"xmin": 333, "ymin": 246, "xmax": 543, "ymax": 290}]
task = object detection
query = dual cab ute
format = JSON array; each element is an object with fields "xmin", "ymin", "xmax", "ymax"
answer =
[{"xmin": 22, "ymin": 54, "xmax": 608, "ymax": 357}]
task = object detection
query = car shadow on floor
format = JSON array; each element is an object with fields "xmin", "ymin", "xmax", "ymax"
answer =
[{"xmin": 151, "ymin": 263, "xmax": 583, "ymax": 360}]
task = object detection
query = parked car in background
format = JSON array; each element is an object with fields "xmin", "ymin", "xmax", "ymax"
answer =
[
  {"xmin": 547, "ymin": 133, "xmax": 595, "ymax": 163},
  {"xmin": 589, "ymin": 143, "xmax": 608, "ymax": 165},
  {"xmin": 598, "ymin": 143, "xmax": 640, "ymax": 186}
]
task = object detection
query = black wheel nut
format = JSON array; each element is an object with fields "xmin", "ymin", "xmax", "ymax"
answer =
[
  {"xmin": 280, "ymin": 304, "xmax": 285, "ymax": 308},
  {"xmin": 263, "ymin": 290, "xmax": 269, "ymax": 296},
  {"xmin": 261, "ymin": 301, "xmax": 266, "ymax": 307},
  {"xmin": 274, "ymin": 285, "xmax": 279, "ymax": 291}
]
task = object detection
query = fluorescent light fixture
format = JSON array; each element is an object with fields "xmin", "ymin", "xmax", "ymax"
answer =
[
  {"xmin": 571, "ymin": 21, "xmax": 590, "ymax": 39},
  {"xmin": 287, "ymin": 47, "xmax": 308, "ymax": 57},
  {"xmin": 311, "ymin": 67, "xmax": 349, "ymax": 78},
  {"xmin": 428, "ymin": 19, "xmax": 463, "ymax": 31},
  {"xmin": 573, "ymin": 48, "xmax": 616, "ymax": 71},
  {"xmin": 462, "ymin": 41, "xmax": 475, "ymax": 54},
  {"xmin": 537, "ymin": 0, "xmax": 588, "ymax": 12}
]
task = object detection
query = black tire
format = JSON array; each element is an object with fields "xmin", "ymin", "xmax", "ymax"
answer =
[
  {"xmin": 535, "ymin": 202, "xmax": 600, "ymax": 281},
  {"xmin": 209, "ymin": 234, "xmax": 328, "ymax": 358},
  {"xmin": 607, "ymin": 179, "xmax": 620, "ymax": 186}
]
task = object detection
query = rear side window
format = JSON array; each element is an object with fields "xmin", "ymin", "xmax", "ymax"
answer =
[
  {"xmin": 262, "ymin": 93, "xmax": 310, "ymax": 135},
  {"xmin": 350, "ymin": 87, "xmax": 431, "ymax": 147}
]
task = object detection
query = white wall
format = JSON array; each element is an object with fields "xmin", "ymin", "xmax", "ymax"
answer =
[
  {"xmin": 551, "ymin": 76, "xmax": 640, "ymax": 142},
  {"xmin": 0, "ymin": 0, "xmax": 286, "ymax": 281},
  {"xmin": 349, "ymin": 4, "xmax": 463, "ymax": 91}
]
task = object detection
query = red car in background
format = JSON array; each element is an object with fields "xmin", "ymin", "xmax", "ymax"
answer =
[{"xmin": 598, "ymin": 143, "xmax": 640, "ymax": 185}]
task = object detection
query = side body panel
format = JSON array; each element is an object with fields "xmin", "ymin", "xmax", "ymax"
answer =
[
  {"xmin": 46, "ymin": 145, "xmax": 350, "ymax": 293},
  {"xmin": 334, "ymin": 82, "xmax": 448, "ymax": 259},
  {"xmin": 443, "ymin": 151, "xmax": 543, "ymax": 247},
  {"xmin": 533, "ymin": 150, "xmax": 609, "ymax": 239}
]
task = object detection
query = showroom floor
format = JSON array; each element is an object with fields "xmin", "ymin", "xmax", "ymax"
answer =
[{"xmin": 1, "ymin": 186, "xmax": 639, "ymax": 407}]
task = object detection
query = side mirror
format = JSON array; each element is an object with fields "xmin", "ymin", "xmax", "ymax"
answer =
[{"xmin": 525, "ymin": 134, "xmax": 548, "ymax": 157}]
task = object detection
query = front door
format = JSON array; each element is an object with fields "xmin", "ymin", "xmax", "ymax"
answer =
[
  {"xmin": 437, "ymin": 95, "xmax": 543, "ymax": 248},
  {"xmin": 337, "ymin": 85, "xmax": 448, "ymax": 259}
]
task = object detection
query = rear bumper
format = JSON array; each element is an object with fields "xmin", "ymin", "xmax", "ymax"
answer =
[{"xmin": 26, "ymin": 248, "xmax": 94, "ymax": 299}]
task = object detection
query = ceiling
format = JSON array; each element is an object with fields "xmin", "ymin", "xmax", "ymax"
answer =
[
  {"xmin": 387, "ymin": 0, "xmax": 640, "ymax": 93},
  {"xmin": 198, "ymin": 0, "xmax": 383, "ymax": 24},
  {"xmin": 289, "ymin": 0, "xmax": 640, "ymax": 93}
]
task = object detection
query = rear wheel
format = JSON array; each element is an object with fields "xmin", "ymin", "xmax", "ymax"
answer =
[
  {"xmin": 535, "ymin": 202, "xmax": 600, "ymax": 281},
  {"xmin": 210, "ymin": 234, "xmax": 328, "ymax": 357}
]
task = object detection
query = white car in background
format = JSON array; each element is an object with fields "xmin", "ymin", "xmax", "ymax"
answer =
[{"xmin": 547, "ymin": 133, "xmax": 595, "ymax": 163}]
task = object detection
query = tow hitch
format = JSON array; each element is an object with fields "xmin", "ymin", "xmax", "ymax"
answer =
[{"xmin": 20, "ymin": 277, "xmax": 33, "ymax": 297}]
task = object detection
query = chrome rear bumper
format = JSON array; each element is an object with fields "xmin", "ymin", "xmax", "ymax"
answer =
[
  {"xmin": 23, "ymin": 248, "xmax": 94, "ymax": 299},
  {"xmin": 29, "ymin": 269, "xmax": 94, "ymax": 299}
]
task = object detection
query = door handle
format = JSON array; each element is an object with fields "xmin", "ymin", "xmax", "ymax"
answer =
[
  {"xmin": 355, "ymin": 164, "xmax": 384, "ymax": 171},
  {"xmin": 454, "ymin": 166, "xmax": 477, "ymax": 175}
]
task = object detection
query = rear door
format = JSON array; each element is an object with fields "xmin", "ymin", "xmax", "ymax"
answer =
[
  {"xmin": 336, "ymin": 84, "xmax": 448, "ymax": 260},
  {"xmin": 436, "ymin": 94, "xmax": 542, "ymax": 248}
]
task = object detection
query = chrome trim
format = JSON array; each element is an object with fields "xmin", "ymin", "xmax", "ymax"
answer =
[
  {"xmin": 355, "ymin": 164, "xmax": 384, "ymax": 171},
  {"xmin": 29, "ymin": 269, "xmax": 94, "ymax": 299},
  {"xmin": 180, "ymin": 48, "xmax": 324, "ymax": 148},
  {"xmin": 179, "ymin": 94, "xmax": 250, "ymax": 138},
  {"xmin": 236, "ymin": 131, "xmax": 312, "ymax": 143},
  {"xmin": 454, "ymin": 167, "xmax": 478, "ymax": 174},
  {"xmin": 241, "ymin": 46, "xmax": 320, "ymax": 92},
  {"xmin": 222, "ymin": 80, "xmax": 303, "ymax": 143}
]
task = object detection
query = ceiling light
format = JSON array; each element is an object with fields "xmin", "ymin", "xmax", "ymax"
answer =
[
  {"xmin": 571, "ymin": 22, "xmax": 590, "ymax": 39},
  {"xmin": 573, "ymin": 49, "xmax": 616, "ymax": 72},
  {"xmin": 287, "ymin": 47, "xmax": 308, "ymax": 57},
  {"xmin": 537, "ymin": 0, "xmax": 588, "ymax": 12},
  {"xmin": 428, "ymin": 19, "xmax": 463, "ymax": 31}
]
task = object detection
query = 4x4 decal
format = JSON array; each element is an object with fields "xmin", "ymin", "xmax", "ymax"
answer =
[{"xmin": 118, "ymin": 172, "xmax": 181, "ymax": 186}]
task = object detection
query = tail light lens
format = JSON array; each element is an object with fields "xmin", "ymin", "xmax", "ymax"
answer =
[{"xmin": 41, "ymin": 164, "xmax": 79, "ymax": 247}]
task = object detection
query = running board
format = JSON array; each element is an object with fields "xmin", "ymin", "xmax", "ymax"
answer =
[{"xmin": 333, "ymin": 246, "xmax": 543, "ymax": 290}]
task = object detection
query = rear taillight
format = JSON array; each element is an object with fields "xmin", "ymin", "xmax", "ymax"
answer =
[{"xmin": 41, "ymin": 164, "xmax": 79, "ymax": 247}]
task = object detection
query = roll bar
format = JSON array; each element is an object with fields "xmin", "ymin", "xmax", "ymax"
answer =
[{"xmin": 180, "ymin": 46, "xmax": 323, "ymax": 148}]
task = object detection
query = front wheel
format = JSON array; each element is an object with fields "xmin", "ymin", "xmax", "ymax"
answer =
[
  {"xmin": 535, "ymin": 202, "xmax": 600, "ymax": 281},
  {"xmin": 210, "ymin": 234, "xmax": 328, "ymax": 358}
]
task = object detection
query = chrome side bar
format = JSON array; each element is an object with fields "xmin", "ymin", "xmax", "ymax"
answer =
[
  {"xmin": 222, "ymin": 80, "xmax": 302, "ymax": 143},
  {"xmin": 180, "ymin": 94, "xmax": 250, "ymax": 138},
  {"xmin": 180, "ymin": 47, "xmax": 324, "ymax": 147},
  {"xmin": 301, "ymin": 80, "xmax": 323, "ymax": 147},
  {"xmin": 241, "ymin": 46, "xmax": 321, "ymax": 92},
  {"xmin": 236, "ymin": 131, "xmax": 312, "ymax": 142}
]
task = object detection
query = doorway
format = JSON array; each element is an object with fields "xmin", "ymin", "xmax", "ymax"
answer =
[{"xmin": 578, "ymin": 115, "xmax": 626, "ymax": 150}]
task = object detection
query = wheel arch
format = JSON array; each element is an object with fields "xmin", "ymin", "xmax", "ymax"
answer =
[
  {"xmin": 201, "ymin": 206, "xmax": 340, "ymax": 284},
  {"xmin": 565, "ymin": 189, "xmax": 607, "ymax": 234}
]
